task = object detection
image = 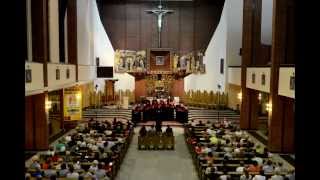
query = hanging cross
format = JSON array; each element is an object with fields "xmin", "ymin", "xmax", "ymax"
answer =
[{"xmin": 145, "ymin": 0, "xmax": 174, "ymax": 47}]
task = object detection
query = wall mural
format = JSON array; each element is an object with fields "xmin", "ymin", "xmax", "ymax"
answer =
[
  {"xmin": 173, "ymin": 51, "xmax": 205, "ymax": 74},
  {"xmin": 114, "ymin": 49, "xmax": 206, "ymax": 75},
  {"xmin": 114, "ymin": 49, "xmax": 147, "ymax": 73}
]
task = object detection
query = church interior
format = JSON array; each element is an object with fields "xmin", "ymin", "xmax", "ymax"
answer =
[{"xmin": 24, "ymin": 0, "xmax": 295, "ymax": 179}]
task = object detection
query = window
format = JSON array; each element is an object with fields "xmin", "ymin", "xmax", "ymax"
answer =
[
  {"xmin": 252, "ymin": 73, "xmax": 256, "ymax": 83},
  {"xmin": 220, "ymin": 58, "xmax": 224, "ymax": 74}
]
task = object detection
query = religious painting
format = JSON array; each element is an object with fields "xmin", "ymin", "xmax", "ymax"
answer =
[
  {"xmin": 179, "ymin": 55, "xmax": 187, "ymax": 70},
  {"xmin": 56, "ymin": 69, "xmax": 60, "ymax": 80},
  {"xmin": 25, "ymin": 69, "xmax": 32, "ymax": 83},
  {"xmin": 66, "ymin": 69, "xmax": 70, "ymax": 79},
  {"xmin": 252, "ymin": 73, "xmax": 256, "ymax": 84},
  {"xmin": 114, "ymin": 49, "xmax": 147, "ymax": 73},
  {"xmin": 155, "ymin": 56, "xmax": 165, "ymax": 65},
  {"xmin": 261, "ymin": 74, "xmax": 266, "ymax": 85},
  {"xmin": 290, "ymin": 76, "xmax": 295, "ymax": 90}
]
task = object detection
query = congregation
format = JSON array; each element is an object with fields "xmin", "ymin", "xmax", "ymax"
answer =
[
  {"xmin": 184, "ymin": 119, "xmax": 295, "ymax": 180},
  {"xmin": 25, "ymin": 118, "xmax": 134, "ymax": 179}
]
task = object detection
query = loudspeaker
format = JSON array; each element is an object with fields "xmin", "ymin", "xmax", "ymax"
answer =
[{"xmin": 96, "ymin": 57, "xmax": 100, "ymax": 67}]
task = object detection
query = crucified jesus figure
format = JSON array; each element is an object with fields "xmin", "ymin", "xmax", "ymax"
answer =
[{"xmin": 145, "ymin": 1, "xmax": 174, "ymax": 47}]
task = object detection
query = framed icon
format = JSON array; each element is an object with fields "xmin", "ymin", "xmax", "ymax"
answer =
[
  {"xmin": 66, "ymin": 69, "xmax": 70, "ymax": 79},
  {"xmin": 261, "ymin": 74, "xmax": 266, "ymax": 85},
  {"xmin": 56, "ymin": 69, "xmax": 60, "ymax": 80},
  {"xmin": 26, "ymin": 69, "xmax": 32, "ymax": 83},
  {"xmin": 290, "ymin": 76, "xmax": 295, "ymax": 90},
  {"xmin": 220, "ymin": 58, "xmax": 224, "ymax": 74},
  {"xmin": 155, "ymin": 56, "xmax": 165, "ymax": 65},
  {"xmin": 252, "ymin": 73, "xmax": 256, "ymax": 84}
]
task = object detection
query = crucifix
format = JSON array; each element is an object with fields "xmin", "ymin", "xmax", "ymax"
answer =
[{"xmin": 145, "ymin": 0, "xmax": 174, "ymax": 48}]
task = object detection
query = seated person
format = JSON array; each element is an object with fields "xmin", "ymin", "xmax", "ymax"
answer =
[
  {"xmin": 58, "ymin": 163, "xmax": 69, "ymax": 177},
  {"xmin": 252, "ymin": 153, "xmax": 264, "ymax": 166},
  {"xmin": 139, "ymin": 126, "xmax": 147, "ymax": 137},
  {"xmin": 274, "ymin": 162, "xmax": 287, "ymax": 174},
  {"xmin": 29, "ymin": 156, "xmax": 41, "ymax": 170},
  {"xmin": 270, "ymin": 170, "xmax": 284, "ymax": 180},
  {"xmin": 252, "ymin": 170, "xmax": 266, "ymax": 180},
  {"xmin": 89, "ymin": 160, "xmax": 99, "ymax": 173},
  {"xmin": 81, "ymin": 165, "xmax": 94, "ymax": 179},
  {"xmin": 165, "ymin": 125, "xmax": 173, "ymax": 136},
  {"xmin": 240, "ymin": 169, "xmax": 252, "ymax": 180},
  {"xmin": 236, "ymin": 161, "xmax": 246, "ymax": 173},
  {"xmin": 147, "ymin": 125, "xmax": 156, "ymax": 136},
  {"xmin": 219, "ymin": 170, "xmax": 231, "ymax": 180},
  {"xmin": 196, "ymin": 120, "xmax": 205, "ymax": 126},
  {"xmin": 95, "ymin": 163, "xmax": 109, "ymax": 180},
  {"xmin": 247, "ymin": 160, "xmax": 261, "ymax": 173},
  {"xmin": 205, "ymin": 162, "xmax": 219, "ymax": 180},
  {"xmin": 43, "ymin": 164, "xmax": 57, "ymax": 178},
  {"xmin": 262, "ymin": 160, "xmax": 274, "ymax": 174},
  {"xmin": 205, "ymin": 152, "xmax": 214, "ymax": 164},
  {"xmin": 66, "ymin": 165, "xmax": 79, "ymax": 179}
]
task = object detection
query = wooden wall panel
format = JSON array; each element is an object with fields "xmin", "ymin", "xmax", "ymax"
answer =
[
  {"xmin": 282, "ymin": 96, "xmax": 294, "ymax": 152},
  {"xmin": 25, "ymin": 96, "xmax": 34, "ymax": 150},
  {"xmin": 172, "ymin": 78, "xmax": 184, "ymax": 97},
  {"xmin": 100, "ymin": 2, "xmax": 223, "ymax": 54},
  {"xmin": 140, "ymin": 3, "xmax": 155, "ymax": 49},
  {"xmin": 126, "ymin": 3, "xmax": 140, "ymax": 49},
  {"xmin": 34, "ymin": 93, "xmax": 49, "ymax": 150},
  {"xmin": 135, "ymin": 78, "xmax": 147, "ymax": 100},
  {"xmin": 67, "ymin": 0, "xmax": 78, "ymax": 65}
]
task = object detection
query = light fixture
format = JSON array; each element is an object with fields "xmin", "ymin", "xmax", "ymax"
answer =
[
  {"xmin": 266, "ymin": 102, "xmax": 272, "ymax": 112},
  {"xmin": 45, "ymin": 100, "xmax": 52, "ymax": 110},
  {"xmin": 258, "ymin": 93, "xmax": 262, "ymax": 101},
  {"xmin": 76, "ymin": 92, "xmax": 81, "ymax": 100},
  {"xmin": 237, "ymin": 92, "xmax": 242, "ymax": 101}
]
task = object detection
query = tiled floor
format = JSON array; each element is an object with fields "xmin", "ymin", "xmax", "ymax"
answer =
[{"xmin": 115, "ymin": 127, "xmax": 198, "ymax": 180}]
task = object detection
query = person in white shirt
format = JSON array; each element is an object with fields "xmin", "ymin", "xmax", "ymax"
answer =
[
  {"xmin": 89, "ymin": 160, "xmax": 99, "ymax": 173},
  {"xmin": 262, "ymin": 160, "xmax": 274, "ymax": 174},
  {"xmin": 252, "ymin": 154, "xmax": 264, "ymax": 166},
  {"xmin": 252, "ymin": 170, "xmax": 266, "ymax": 180},
  {"xmin": 236, "ymin": 161, "xmax": 246, "ymax": 173},
  {"xmin": 240, "ymin": 169, "xmax": 252, "ymax": 180},
  {"xmin": 270, "ymin": 171, "xmax": 284, "ymax": 180}
]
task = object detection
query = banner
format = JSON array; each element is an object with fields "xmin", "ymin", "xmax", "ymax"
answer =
[{"xmin": 64, "ymin": 87, "xmax": 82, "ymax": 120}]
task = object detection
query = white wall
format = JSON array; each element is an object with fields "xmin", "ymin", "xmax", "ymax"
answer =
[
  {"xmin": 261, "ymin": 0, "xmax": 273, "ymax": 45},
  {"xmin": 78, "ymin": 65, "xmax": 96, "ymax": 83},
  {"xmin": 76, "ymin": 0, "xmax": 135, "ymax": 92},
  {"xmin": 47, "ymin": 63, "xmax": 76, "ymax": 90},
  {"xmin": 26, "ymin": 0, "xmax": 32, "ymax": 61},
  {"xmin": 48, "ymin": 0, "xmax": 60, "ymax": 63},
  {"xmin": 25, "ymin": 62, "xmax": 44, "ymax": 93},
  {"xmin": 278, "ymin": 67, "xmax": 295, "ymax": 99},
  {"xmin": 185, "ymin": 1, "xmax": 227, "ymax": 92},
  {"xmin": 246, "ymin": 67, "xmax": 270, "ymax": 93},
  {"xmin": 228, "ymin": 67, "xmax": 241, "ymax": 86},
  {"xmin": 77, "ymin": 0, "xmax": 95, "ymax": 66},
  {"xmin": 225, "ymin": 0, "xmax": 243, "ymax": 66}
]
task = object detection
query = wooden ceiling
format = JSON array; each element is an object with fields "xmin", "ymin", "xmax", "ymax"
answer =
[{"xmin": 96, "ymin": 0, "xmax": 225, "ymax": 54}]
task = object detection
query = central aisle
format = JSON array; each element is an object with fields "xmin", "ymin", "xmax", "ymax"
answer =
[{"xmin": 115, "ymin": 127, "xmax": 198, "ymax": 180}]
